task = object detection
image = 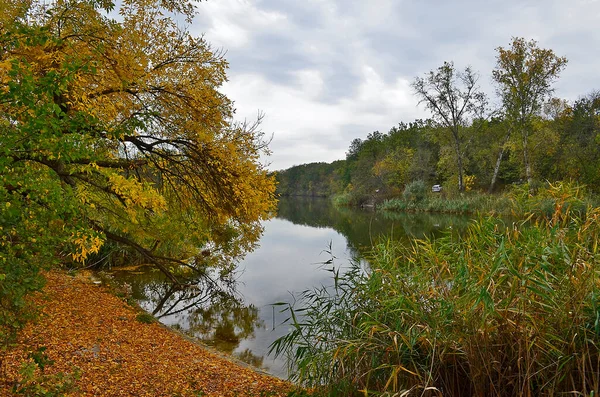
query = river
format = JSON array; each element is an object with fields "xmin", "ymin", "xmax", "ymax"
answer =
[{"xmin": 111, "ymin": 197, "xmax": 472, "ymax": 378}]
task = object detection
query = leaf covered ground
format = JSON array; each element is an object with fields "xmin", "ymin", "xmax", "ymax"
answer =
[{"xmin": 1, "ymin": 271, "xmax": 294, "ymax": 396}]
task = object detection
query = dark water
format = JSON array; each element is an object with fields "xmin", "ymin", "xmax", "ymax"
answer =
[{"xmin": 111, "ymin": 197, "xmax": 472, "ymax": 378}]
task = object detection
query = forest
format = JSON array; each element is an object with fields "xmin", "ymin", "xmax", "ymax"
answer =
[{"xmin": 275, "ymin": 39, "xmax": 600, "ymax": 207}]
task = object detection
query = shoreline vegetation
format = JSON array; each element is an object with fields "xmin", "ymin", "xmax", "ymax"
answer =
[
  {"xmin": 271, "ymin": 182, "xmax": 600, "ymax": 396},
  {"xmin": 282, "ymin": 180, "xmax": 597, "ymax": 218},
  {"xmin": 370, "ymin": 181, "xmax": 594, "ymax": 217}
]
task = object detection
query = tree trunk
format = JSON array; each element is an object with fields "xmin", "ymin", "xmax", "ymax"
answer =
[
  {"xmin": 454, "ymin": 137, "xmax": 465, "ymax": 192},
  {"xmin": 488, "ymin": 148, "xmax": 505, "ymax": 193},
  {"xmin": 522, "ymin": 131, "xmax": 534, "ymax": 192},
  {"xmin": 488, "ymin": 130, "xmax": 512, "ymax": 193}
]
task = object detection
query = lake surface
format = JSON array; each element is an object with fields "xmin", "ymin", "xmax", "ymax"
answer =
[{"xmin": 111, "ymin": 197, "xmax": 472, "ymax": 378}]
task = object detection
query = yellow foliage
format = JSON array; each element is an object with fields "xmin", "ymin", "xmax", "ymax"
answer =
[
  {"xmin": 71, "ymin": 231, "xmax": 105, "ymax": 263},
  {"xmin": 0, "ymin": 0, "xmax": 277, "ymax": 278},
  {"xmin": 373, "ymin": 148, "xmax": 414, "ymax": 188},
  {"xmin": 464, "ymin": 175, "xmax": 476, "ymax": 192}
]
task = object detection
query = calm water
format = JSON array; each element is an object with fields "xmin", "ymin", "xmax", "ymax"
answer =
[{"xmin": 111, "ymin": 197, "xmax": 471, "ymax": 378}]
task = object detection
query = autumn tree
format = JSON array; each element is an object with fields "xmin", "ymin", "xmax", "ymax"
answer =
[
  {"xmin": 413, "ymin": 62, "xmax": 486, "ymax": 191},
  {"xmin": 0, "ymin": 0, "xmax": 276, "ymax": 332},
  {"xmin": 372, "ymin": 146, "xmax": 414, "ymax": 191},
  {"xmin": 492, "ymin": 37, "xmax": 567, "ymax": 188}
]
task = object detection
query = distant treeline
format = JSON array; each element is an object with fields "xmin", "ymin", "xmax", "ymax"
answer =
[
  {"xmin": 275, "ymin": 38, "xmax": 600, "ymax": 206},
  {"xmin": 275, "ymin": 93, "xmax": 599, "ymax": 204}
]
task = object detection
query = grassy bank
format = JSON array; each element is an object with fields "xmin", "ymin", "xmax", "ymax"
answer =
[
  {"xmin": 333, "ymin": 181, "xmax": 597, "ymax": 217},
  {"xmin": 272, "ymin": 184, "xmax": 600, "ymax": 396},
  {"xmin": 378, "ymin": 191, "xmax": 513, "ymax": 215}
]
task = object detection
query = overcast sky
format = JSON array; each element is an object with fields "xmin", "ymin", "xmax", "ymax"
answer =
[{"xmin": 190, "ymin": 0, "xmax": 600, "ymax": 171}]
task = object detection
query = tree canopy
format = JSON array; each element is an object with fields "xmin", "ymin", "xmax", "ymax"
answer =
[
  {"xmin": 492, "ymin": 37, "xmax": 567, "ymax": 186},
  {"xmin": 0, "ymin": 0, "xmax": 276, "ymax": 294}
]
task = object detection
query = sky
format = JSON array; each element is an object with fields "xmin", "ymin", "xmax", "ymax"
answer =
[{"xmin": 189, "ymin": 0, "xmax": 600, "ymax": 171}]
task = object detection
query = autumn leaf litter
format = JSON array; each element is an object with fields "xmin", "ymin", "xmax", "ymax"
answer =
[{"xmin": 2, "ymin": 271, "xmax": 293, "ymax": 396}]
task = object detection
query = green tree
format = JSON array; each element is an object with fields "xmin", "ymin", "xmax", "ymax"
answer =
[
  {"xmin": 347, "ymin": 131, "xmax": 386, "ymax": 202},
  {"xmin": 554, "ymin": 92, "xmax": 600, "ymax": 188},
  {"xmin": 372, "ymin": 146, "xmax": 414, "ymax": 191},
  {"xmin": 412, "ymin": 62, "xmax": 487, "ymax": 191},
  {"xmin": 492, "ymin": 37, "xmax": 567, "ymax": 189}
]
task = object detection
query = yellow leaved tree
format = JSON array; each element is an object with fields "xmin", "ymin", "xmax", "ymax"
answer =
[{"xmin": 0, "ymin": 0, "xmax": 276, "ymax": 296}]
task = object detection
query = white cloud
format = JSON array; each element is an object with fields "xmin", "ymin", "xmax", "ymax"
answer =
[
  {"xmin": 193, "ymin": 0, "xmax": 289, "ymax": 49},
  {"xmin": 191, "ymin": 0, "xmax": 600, "ymax": 170},
  {"xmin": 222, "ymin": 64, "xmax": 425, "ymax": 169},
  {"xmin": 293, "ymin": 69, "xmax": 324, "ymax": 99},
  {"xmin": 349, "ymin": 66, "xmax": 414, "ymax": 114}
]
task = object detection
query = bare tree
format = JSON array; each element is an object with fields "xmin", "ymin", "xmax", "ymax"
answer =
[{"xmin": 413, "ymin": 62, "xmax": 487, "ymax": 191}]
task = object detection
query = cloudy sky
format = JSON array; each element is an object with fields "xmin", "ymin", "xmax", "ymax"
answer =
[{"xmin": 190, "ymin": 0, "xmax": 600, "ymax": 171}]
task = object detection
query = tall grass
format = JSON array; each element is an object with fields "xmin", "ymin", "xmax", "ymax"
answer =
[
  {"xmin": 380, "ymin": 181, "xmax": 597, "ymax": 216},
  {"xmin": 271, "ymin": 183, "xmax": 600, "ymax": 396},
  {"xmin": 379, "ymin": 191, "xmax": 513, "ymax": 215}
]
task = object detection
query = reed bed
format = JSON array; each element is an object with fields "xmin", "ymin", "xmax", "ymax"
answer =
[
  {"xmin": 272, "ymin": 183, "xmax": 600, "ymax": 396},
  {"xmin": 379, "ymin": 192, "xmax": 513, "ymax": 215}
]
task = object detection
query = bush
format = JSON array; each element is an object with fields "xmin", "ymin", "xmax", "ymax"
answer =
[
  {"xmin": 331, "ymin": 192, "xmax": 353, "ymax": 207},
  {"xmin": 402, "ymin": 180, "xmax": 427, "ymax": 203}
]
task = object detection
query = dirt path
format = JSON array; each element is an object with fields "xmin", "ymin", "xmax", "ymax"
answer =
[{"xmin": 2, "ymin": 271, "xmax": 294, "ymax": 396}]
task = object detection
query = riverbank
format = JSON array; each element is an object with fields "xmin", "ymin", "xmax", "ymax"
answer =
[
  {"xmin": 335, "ymin": 182, "xmax": 597, "ymax": 216},
  {"xmin": 331, "ymin": 186, "xmax": 515, "ymax": 215},
  {"xmin": 1, "ymin": 271, "xmax": 293, "ymax": 397},
  {"xmin": 377, "ymin": 192, "xmax": 514, "ymax": 215}
]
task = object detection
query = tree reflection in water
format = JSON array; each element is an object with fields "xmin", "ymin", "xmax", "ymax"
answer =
[{"xmin": 111, "ymin": 268, "xmax": 266, "ymax": 369}]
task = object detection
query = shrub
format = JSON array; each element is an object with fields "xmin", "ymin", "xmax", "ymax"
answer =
[
  {"xmin": 402, "ymin": 180, "xmax": 427, "ymax": 203},
  {"xmin": 331, "ymin": 192, "xmax": 353, "ymax": 207}
]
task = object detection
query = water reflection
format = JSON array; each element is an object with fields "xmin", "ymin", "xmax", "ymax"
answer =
[
  {"xmin": 111, "ymin": 269, "xmax": 264, "ymax": 365},
  {"xmin": 111, "ymin": 197, "xmax": 472, "ymax": 378},
  {"xmin": 277, "ymin": 196, "xmax": 470, "ymax": 253}
]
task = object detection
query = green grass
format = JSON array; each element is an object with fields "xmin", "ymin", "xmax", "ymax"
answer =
[
  {"xmin": 135, "ymin": 312, "xmax": 156, "ymax": 324},
  {"xmin": 271, "ymin": 183, "xmax": 600, "ymax": 396},
  {"xmin": 379, "ymin": 191, "xmax": 513, "ymax": 215},
  {"xmin": 380, "ymin": 181, "xmax": 598, "ymax": 217}
]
